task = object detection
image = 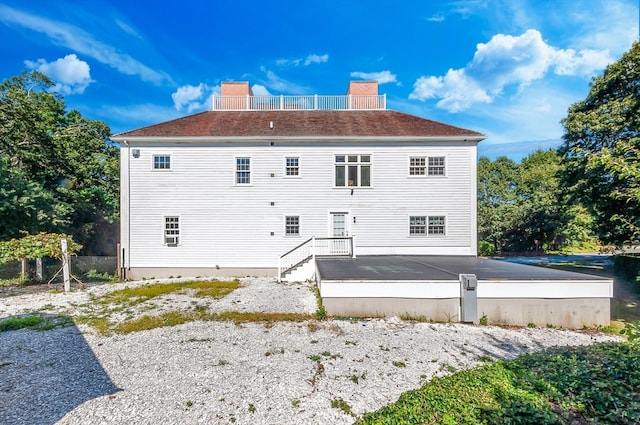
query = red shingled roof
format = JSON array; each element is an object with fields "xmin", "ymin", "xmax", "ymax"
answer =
[{"xmin": 113, "ymin": 110, "xmax": 484, "ymax": 139}]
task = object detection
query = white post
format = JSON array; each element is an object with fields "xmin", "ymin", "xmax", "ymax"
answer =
[
  {"xmin": 36, "ymin": 258, "xmax": 43, "ymax": 282},
  {"xmin": 277, "ymin": 255, "xmax": 282, "ymax": 283},
  {"xmin": 351, "ymin": 236, "xmax": 357, "ymax": 259},
  {"xmin": 61, "ymin": 239, "xmax": 70, "ymax": 292}
]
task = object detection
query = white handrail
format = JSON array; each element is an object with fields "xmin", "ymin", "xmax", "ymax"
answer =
[{"xmin": 212, "ymin": 95, "xmax": 385, "ymax": 111}]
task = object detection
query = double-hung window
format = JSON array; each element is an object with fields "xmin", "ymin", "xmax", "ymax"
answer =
[
  {"xmin": 285, "ymin": 216, "xmax": 300, "ymax": 236},
  {"xmin": 409, "ymin": 216, "xmax": 446, "ymax": 236},
  {"xmin": 285, "ymin": 157, "xmax": 299, "ymax": 176},
  {"xmin": 428, "ymin": 157, "xmax": 446, "ymax": 176},
  {"xmin": 428, "ymin": 216, "xmax": 446, "ymax": 235},
  {"xmin": 409, "ymin": 156, "xmax": 445, "ymax": 176},
  {"xmin": 236, "ymin": 157, "xmax": 251, "ymax": 184},
  {"xmin": 164, "ymin": 216, "xmax": 180, "ymax": 245},
  {"xmin": 153, "ymin": 155, "xmax": 171, "ymax": 170},
  {"xmin": 335, "ymin": 154, "xmax": 371, "ymax": 187},
  {"xmin": 409, "ymin": 157, "xmax": 426, "ymax": 176}
]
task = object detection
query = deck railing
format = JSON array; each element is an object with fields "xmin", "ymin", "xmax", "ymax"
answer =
[
  {"xmin": 212, "ymin": 94, "xmax": 386, "ymax": 111},
  {"xmin": 278, "ymin": 236, "xmax": 354, "ymax": 280}
]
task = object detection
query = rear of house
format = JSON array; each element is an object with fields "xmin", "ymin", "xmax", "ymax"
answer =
[{"xmin": 112, "ymin": 81, "xmax": 485, "ymax": 280}]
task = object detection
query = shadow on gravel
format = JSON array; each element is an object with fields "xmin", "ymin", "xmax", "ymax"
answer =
[{"xmin": 0, "ymin": 314, "xmax": 120, "ymax": 425}]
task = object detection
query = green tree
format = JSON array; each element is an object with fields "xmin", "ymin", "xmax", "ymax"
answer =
[
  {"xmin": 477, "ymin": 155, "xmax": 521, "ymax": 253},
  {"xmin": 511, "ymin": 149, "xmax": 564, "ymax": 252},
  {"xmin": 0, "ymin": 71, "xmax": 119, "ymax": 254},
  {"xmin": 559, "ymin": 41, "xmax": 640, "ymax": 247}
]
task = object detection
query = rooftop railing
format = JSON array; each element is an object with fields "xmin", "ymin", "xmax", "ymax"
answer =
[{"xmin": 212, "ymin": 94, "xmax": 386, "ymax": 111}]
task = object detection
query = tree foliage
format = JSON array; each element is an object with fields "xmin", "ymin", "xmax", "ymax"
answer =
[
  {"xmin": 0, "ymin": 71, "xmax": 119, "ymax": 254},
  {"xmin": 559, "ymin": 41, "xmax": 640, "ymax": 247},
  {"xmin": 0, "ymin": 232, "xmax": 81, "ymax": 264},
  {"xmin": 478, "ymin": 150, "xmax": 597, "ymax": 254}
]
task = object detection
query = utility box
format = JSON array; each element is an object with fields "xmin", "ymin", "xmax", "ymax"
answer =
[{"xmin": 460, "ymin": 274, "xmax": 478, "ymax": 323}]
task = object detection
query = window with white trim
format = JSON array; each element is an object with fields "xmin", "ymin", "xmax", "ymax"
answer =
[
  {"xmin": 236, "ymin": 157, "xmax": 251, "ymax": 184},
  {"xmin": 164, "ymin": 216, "xmax": 180, "ymax": 245},
  {"xmin": 285, "ymin": 157, "xmax": 299, "ymax": 176},
  {"xmin": 335, "ymin": 154, "xmax": 371, "ymax": 187},
  {"xmin": 428, "ymin": 216, "xmax": 446, "ymax": 235},
  {"xmin": 409, "ymin": 157, "xmax": 426, "ymax": 176},
  {"xmin": 409, "ymin": 216, "xmax": 446, "ymax": 236},
  {"xmin": 153, "ymin": 155, "xmax": 171, "ymax": 170},
  {"xmin": 428, "ymin": 156, "xmax": 446, "ymax": 176},
  {"xmin": 285, "ymin": 216, "xmax": 300, "ymax": 236}
]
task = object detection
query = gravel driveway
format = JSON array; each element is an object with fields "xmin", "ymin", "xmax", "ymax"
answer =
[{"xmin": 0, "ymin": 277, "xmax": 621, "ymax": 425}]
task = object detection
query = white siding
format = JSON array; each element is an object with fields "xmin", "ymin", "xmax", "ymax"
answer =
[{"xmin": 124, "ymin": 141, "xmax": 477, "ymax": 268}]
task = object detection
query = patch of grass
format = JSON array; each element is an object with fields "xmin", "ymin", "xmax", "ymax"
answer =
[
  {"xmin": 0, "ymin": 315, "xmax": 73, "ymax": 332},
  {"xmin": 95, "ymin": 279, "xmax": 240, "ymax": 307},
  {"xmin": 330, "ymin": 398, "xmax": 354, "ymax": 417},
  {"xmin": 356, "ymin": 342, "xmax": 640, "ymax": 425},
  {"xmin": 399, "ymin": 313, "xmax": 430, "ymax": 322},
  {"xmin": 84, "ymin": 309, "xmax": 315, "ymax": 335}
]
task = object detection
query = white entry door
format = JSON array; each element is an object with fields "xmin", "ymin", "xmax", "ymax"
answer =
[{"xmin": 330, "ymin": 212, "xmax": 350, "ymax": 255}]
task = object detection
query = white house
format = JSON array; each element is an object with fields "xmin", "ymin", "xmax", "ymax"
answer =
[{"xmin": 112, "ymin": 81, "xmax": 485, "ymax": 281}]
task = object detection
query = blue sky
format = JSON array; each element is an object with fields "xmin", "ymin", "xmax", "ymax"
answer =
[{"xmin": 0, "ymin": 0, "xmax": 638, "ymax": 161}]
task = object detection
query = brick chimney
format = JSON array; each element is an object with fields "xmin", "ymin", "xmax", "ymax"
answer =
[
  {"xmin": 346, "ymin": 80, "xmax": 379, "ymax": 109},
  {"xmin": 346, "ymin": 80, "xmax": 378, "ymax": 96},
  {"xmin": 221, "ymin": 81, "xmax": 253, "ymax": 97},
  {"xmin": 219, "ymin": 81, "xmax": 253, "ymax": 110}
]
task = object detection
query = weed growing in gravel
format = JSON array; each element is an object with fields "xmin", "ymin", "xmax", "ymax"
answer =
[
  {"xmin": 248, "ymin": 403, "xmax": 256, "ymax": 413},
  {"xmin": 330, "ymin": 398, "xmax": 354, "ymax": 417},
  {"xmin": 350, "ymin": 372, "xmax": 366, "ymax": 384},
  {"xmin": 392, "ymin": 361, "xmax": 407, "ymax": 368},
  {"xmin": 0, "ymin": 315, "xmax": 73, "ymax": 332},
  {"xmin": 94, "ymin": 279, "xmax": 240, "ymax": 307},
  {"xmin": 345, "ymin": 340, "xmax": 357, "ymax": 346},
  {"xmin": 292, "ymin": 399, "xmax": 300, "ymax": 407},
  {"xmin": 82, "ymin": 309, "xmax": 315, "ymax": 335}
]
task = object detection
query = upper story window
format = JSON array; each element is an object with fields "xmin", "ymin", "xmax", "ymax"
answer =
[
  {"xmin": 164, "ymin": 216, "xmax": 180, "ymax": 245},
  {"xmin": 285, "ymin": 157, "xmax": 299, "ymax": 176},
  {"xmin": 409, "ymin": 157, "xmax": 426, "ymax": 176},
  {"xmin": 236, "ymin": 157, "xmax": 251, "ymax": 184},
  {"xmin": 409, "ymin": 156, "xmax": 446, "ymax": 176},
  {"xmin": 153, "ymin": 155, "xmax": 171, "ymax": 170},
  {"xmin": 335, "ymin": 154, "xmax": 371, "ymax": 187},
  {"xmin": 428, "ymin": 156, "xmax": 446, "ymax": 176}
]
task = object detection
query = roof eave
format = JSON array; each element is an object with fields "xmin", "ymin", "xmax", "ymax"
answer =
[{"xmin": 110, "ymin": 135, "xmax": 486, "ymax": 143}]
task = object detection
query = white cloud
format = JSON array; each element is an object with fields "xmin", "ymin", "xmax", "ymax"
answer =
[
  {"xmin": 410, "ymin": 29, "xmax": 614, "ymax": 112},
  {"xmin": 304, "ymin": 54, "xmax": 329, "ymax": 66},
  {"xmin": 0, "ymin": 4, "xmax": 171, "ymax": 85},
  {"xmin": 426, "ymin": 14, "xmax": 445, "ymax": 22},
  {"xmin": 250, "ymin": 84, "xmax": 271, "ymax": 96},
  {"xmin": 259, "ymin": 67, "xmax": 309, "ymax": 93},
  {"xmin": 276, "ymin": 53, "xmax": 329, "ymax": 67},
  {"xmin": 350, "ymin": 70, "xmax": 399, "ymax": 85},
  {"xmin": 24, "ymin": 54, "xmax": 92, "ymax": 95},
  {"xmin": 171, "ymin": 83, "xmax": 219, "ymax": 112}
]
